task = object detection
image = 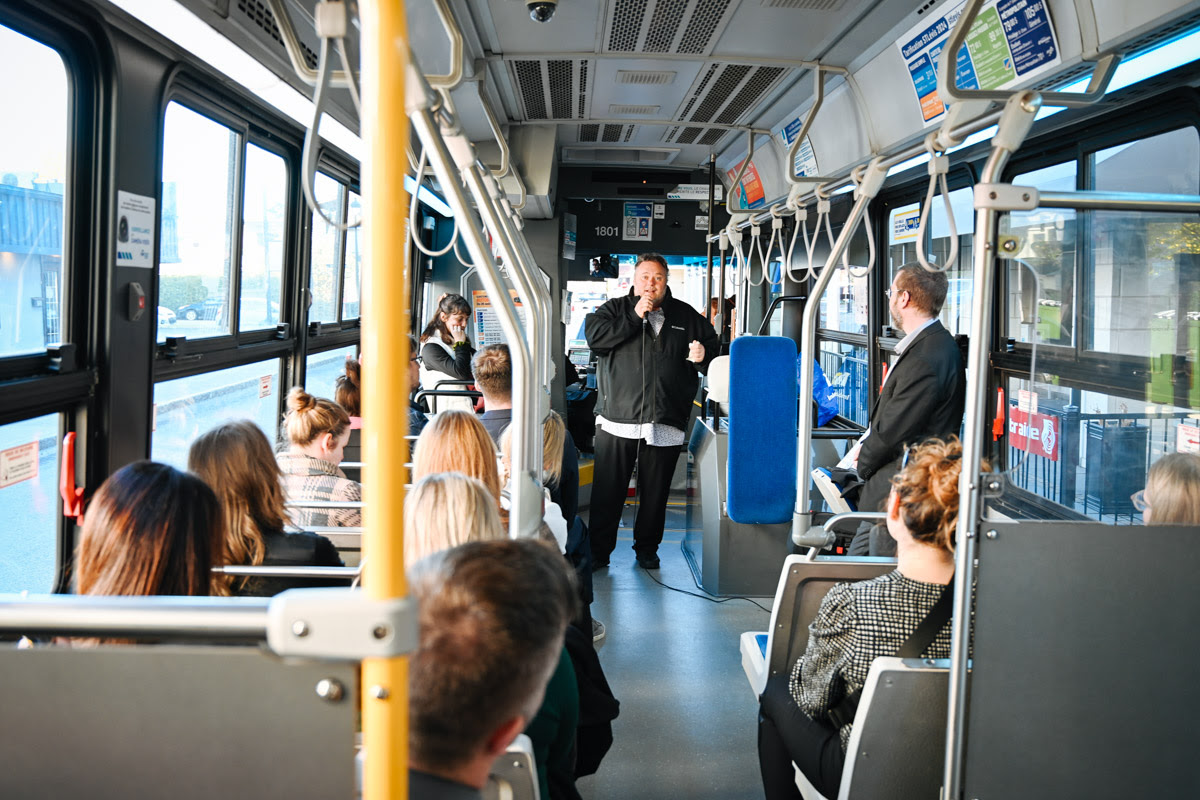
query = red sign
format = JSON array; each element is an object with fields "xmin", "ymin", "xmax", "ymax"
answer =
[{"xmin": 1009, "ymin": 407, "xmax": 1060, "ymax": 461}]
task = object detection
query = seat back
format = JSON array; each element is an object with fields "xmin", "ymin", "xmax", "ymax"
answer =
[
  {"xmin": 484, "ymin": 733, "xmax": 540, "ymax": 800},
  {"xmin": 706, "ymin": 355, "xmax": 731, "ymax": 404},
  {"xmin": 727, "ymin": 336, "xmax": 798, "ymax": 524},
  {"xmin": 838, "ymin": 658, "xmax": 949, "ymax": 800},
  {"xmin": 0, "ymin": 644, "xmax": 356, "ymax": 799},
  {"xmin": 765, "ymin": 556, "xmax": 895, "ymax": 681}
]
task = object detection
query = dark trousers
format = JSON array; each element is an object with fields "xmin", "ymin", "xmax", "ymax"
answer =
[
  {"xmin": 757, "ymin": 674, "xmax": 845, "ymax": 800},
  {"xmin": 589, "ymin": 427, "xmax": 681, "ymax": 562}
]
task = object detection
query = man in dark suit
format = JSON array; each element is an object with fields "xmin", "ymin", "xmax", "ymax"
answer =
[{"xmin": 848, "ymin": 263, "xmax": 966, "ymax": 555}]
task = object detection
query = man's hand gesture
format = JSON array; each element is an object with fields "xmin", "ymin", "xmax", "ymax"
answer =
[
  {"xmin": 686, "ymin": 340, "xmax": 705, "ymax": 363},
  {"xmin": 634, "ymin": 295, "xmax": 656, "ymax": 319}
]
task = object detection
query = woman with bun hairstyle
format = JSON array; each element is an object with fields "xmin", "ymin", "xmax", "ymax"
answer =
[
  {"xmin": 758, "ymin": 437, "xmax": 971, "ymax": 800},
  {"xmin": 76, "ymin": 461, "xmax": 225, "ymax": 599},
  {"xmin": 276, "ymin": 387, "xmax": 363, "ymax": 527},
  {"xmin": 418, "ymin": 292, "xmax": 476, "ymax": 412},
  {"xmin": 189, "ymin": 420, "xmax": 345, "ymax": 597}
]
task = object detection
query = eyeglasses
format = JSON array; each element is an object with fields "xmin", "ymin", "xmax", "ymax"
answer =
[
  {"xmin": 410, "ymin": 355, "xmax": 422, "ymax": 365},
  {"xmin": 1131, "ymin": 489, "xmax": 1149, "ymax": 512},
  {"xmin": 885, "ymin": 288, "xmax": 908, "ymax": 300},
  {"xmin": 901, "ymin": 443, "xmax": 962, "ymax": 470}
]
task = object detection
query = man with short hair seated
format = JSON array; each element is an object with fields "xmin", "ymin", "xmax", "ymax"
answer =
[{"xmin": 408, "ymin": 539, "xmax": 577, "ymax": 798}]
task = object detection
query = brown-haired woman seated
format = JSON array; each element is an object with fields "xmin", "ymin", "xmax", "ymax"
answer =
[
  {"xmin": 757, "ymin": 437, "xmax": 967, "ymax": 800},
  {"xmin": 276, "ymin": 387, "xmax": 363, "ymax": 528},
  {"xmin": 334, "ymin": 357, "xmax": 364, "ymax": 481},
  {"xmin": 190, "ymin": 420, "xmax": 345, "ymax": 597}
]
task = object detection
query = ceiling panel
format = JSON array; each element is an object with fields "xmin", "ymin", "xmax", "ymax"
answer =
[
  {"xmin": 588, "ymin": 57, "xmax": 704, "ymax": 121},
  {"xmin": 480, "ymin": 0, "xmax": 607, "ymax": 54}
]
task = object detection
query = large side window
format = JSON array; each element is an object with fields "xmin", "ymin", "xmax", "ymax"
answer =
[
  {"xmin": 158, "ymin": 103, "xmax": 237, "ymax": 342},
  {"xmin": 0, "ymin": 23, "xmax": 71, "ymax": 592},
  {"xmin": 239, "ymin": 143, "xmax": 287, "ymax": 333},
  {"xmin": 309, "ymin": 172, "xmax": 343, "ymax": 324}
]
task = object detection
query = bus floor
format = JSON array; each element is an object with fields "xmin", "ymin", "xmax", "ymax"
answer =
[{"xmin": 577, "ymin": 493, "xmax": 769, "ymax": 800}]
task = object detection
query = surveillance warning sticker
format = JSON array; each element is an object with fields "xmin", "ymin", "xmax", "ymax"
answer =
[
  {"xmin": 896, "ymin": 0, "xmax": 1061, "ymax": 124},
  {"xmin": 623, "ymin": 202, "xmax": 653, "ymax": 242},
  {"xmin": 116, "ymin": 190, "xmax": 156, "ymax": 268}
]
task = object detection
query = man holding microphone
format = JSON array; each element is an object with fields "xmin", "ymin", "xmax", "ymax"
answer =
[{"xmin": 585, "ymin": 254, "xmax": 720, "ymax": 570}]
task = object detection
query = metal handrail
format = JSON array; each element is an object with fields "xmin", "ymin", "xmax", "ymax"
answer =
[
  {"xmin": 215, "ymin": 565, "xmax": 360, "ymax": 579},
  {"xmin": 286, "ymin": 500, "xmax": 365, "ymax": 509},
  {"xmin": 425, "ymin": 0, "xmax": 465, "ymax": 90},
  {"xmin": 937, "ymin": 0, "xmax": 1120, "ymax": 108},
  {"xmin": 0, "ymin": 594, "xmax": 270, "ymax": 641},
  {"xmin": 795, "ymin": 511, "xmax": 886, "ymax": 555},
  {"xmin": 264, "ymin": 0, "xmax": 355, "ymax": 88},
  {"xmin": 757, "ymin": 295, "xmax": 806, "ymax": 336}
]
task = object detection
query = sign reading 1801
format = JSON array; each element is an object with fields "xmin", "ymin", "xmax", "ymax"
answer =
[{"xmin": 594, "ymin": 225, "xmax": 621, "ymax": 238}]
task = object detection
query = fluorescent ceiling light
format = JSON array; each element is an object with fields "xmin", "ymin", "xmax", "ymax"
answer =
[
  {"xmin": 106, "ymin": 0, "xmax": 362, "ymax": 160},
  {"xmin": 404, "ymin": 175, "xmax": 452, "ymax": 217}
]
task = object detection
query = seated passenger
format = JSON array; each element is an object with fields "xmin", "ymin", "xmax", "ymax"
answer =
[
  {"xmin": 1138, "ymin": 452, "xmax": 1200, "ymax": 525},
  {"xmin": 408, "ymin": 539, "xmax": 577, "ymax": 799},
  {"xmin": 499, "ymin": 415, "xmax": 569, "ymax": 552},
  {"xmin": 334, "ymin": 356, "xmax": 363, "ymax": 472},
  {"xmin": 406, "ymin": 335, "xmax": 430, "ymax": 437},
  {"xmin": 412, "ymin": 410, "xmax": 503, "ymax": 507},
  {"xmin": 757, "ymin": 437, "xmax": 966, "ymax": 800},
  {"xmin": 404, "ymin": 472, "xmax": 504, "ymax": 566},
  {"xmin": 276, "ymin": 387, "xmax": 363, "ymax": 527},
  {"xmin": 76, "ymin": 461, "xmax": 223, "ymax": 599},
  {"xmin": 419, "ymin": 292, "xmax": 476, "ymax": 413},
  {"xmin": 189, "ymin": 420, "xmax": 345, "ymax": 597}
]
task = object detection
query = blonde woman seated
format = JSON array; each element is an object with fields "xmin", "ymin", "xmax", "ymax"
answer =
[
  {"xmin": 1135, "ymin": 452, "xmax": 1200, "ymax": 525},
  {"xmin": 758, "ymin": 437, "xmax": 966, "ymax": 800},
  {"xmin": 411, "ymin": 410, "xmax": 503, "ymax": 508},
  {"xmin": 276, "ymin": 387, "xmax": 363, "ymax": 528},
  {"xmin": 499, "ymin": 411, "xmax": 570, "ymax": 552},
  {"xmin": 190, "ymin": 420, "xmax": 345, "ymax": 598}
]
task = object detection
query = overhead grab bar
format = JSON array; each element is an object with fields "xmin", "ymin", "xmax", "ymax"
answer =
[
  {"xmin": 848, "ymin": 165, "xmax": 877, "ymax": 278},
  {"xmin": 783, "ymin": 67, "xmax": 843, "ymax": 186},
  {"xmin": 265, "ymin": 0, "xmax": 355, "ymax": 88},
  {"xmin": 784, "ymin": 205, "xmax": 811, "ymax": 284},
  {"xmin": 937, "ymin": 0, "xmax": 1121, "ymax": 108},
  {"xmin": 726, "ymin": 130, "xmax": 762, "ymax": 215},
  {"xmin": 426, "ymin": 0, "xmax": 466, "ymax": 90},
  {"xmin": 915, "ymin": 133, "xmax": 958, "ymax": 273},
  {"xmin": 478, "ymin": 80, "xmax": 512, "ymax": 178}
]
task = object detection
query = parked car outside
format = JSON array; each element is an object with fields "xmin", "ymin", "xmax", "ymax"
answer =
[
  {"xmin": 158, "ymin": 306, "xmax": 176, "ymax": 326},
  {"xmin": 177, "ymin": 298, "xmax": 224, "ymax": 321}
]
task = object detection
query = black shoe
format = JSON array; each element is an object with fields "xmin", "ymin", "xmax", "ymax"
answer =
[
  {"xmin": 636, "ymin": 555, "xmax": 660, "ymax": 570},
  {"xmin": 592, "ymin": 557, "xmax": 609, "ymax": 570}
]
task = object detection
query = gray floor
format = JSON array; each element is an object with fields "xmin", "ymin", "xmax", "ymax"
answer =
[{"xmin": 576, "ymin": 497, "xmax": 771, "ymax": 800}]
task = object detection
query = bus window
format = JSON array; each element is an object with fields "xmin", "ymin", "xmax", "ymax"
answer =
[
  {"xmin": 0, "ymin": 414, "xmax": 61, "ymax": 593},
  {"xmin": 342, "ymin": 192, "xmax": 362, "ymax": 320},
  {"xmin": 305, "ymin": 345, "xmax": 358, "ymax": 397},
  {"xmin": 309, "ymin": 173, "xmax": 344, "ymax": 325},
  {"xmin": 151, "ymin": 359, "xmax": 283, "ymax": 467},
  {"xmin": 1088, "ymin": 127, "xmax": 1199, "ymax": 356},
  {"xmin": 238, "ymin": 143, "xmax": 287, "ymax": 333},
  {"xmin": 159, "ymin": 102, "xmax": 238, "ymax": 342},
  {"xmin": 0, "ymin": 25, "xmax": 68, "ymax": 359}
]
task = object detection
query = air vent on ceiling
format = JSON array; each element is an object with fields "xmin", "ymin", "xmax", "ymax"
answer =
[
  {"xmin": 667, "ymin": 63, "xmax": 789, "ymax": 145},
  {"xmin": 513, "ymin": 60, "xmax": 548, "ymax": 119},
  {"xmin": 609, "ymin": 104, "xmax": 661, "ymax": 115},
  {"xmin": 236, "ymin": 0, "xmax": 318, "ymax": 68},
  {"xmin": 579, "ymin": 124, "xmax": 600, "ymax": 143},
  {"xmin": 760, "ymin": 0, "xmax": 845, "ymax": 9},
  {"xmin": 675, "ymin": 127, "xmax": 703, "ymax": 144},
  {"xmin": 698, "ymin": 128, "xmax": 726, "ymax": 146},
  {"xmin": 604, "ymin": 0, "xmax": 734, "ymax": 55},
  {"xmin": 548, "ymin": 60, "xmax": 573, "ymax": 119},
  {"xmin": 578, "ymin": 61, "xmax": 590, "ymax": 117},
  {"xmin": 562, "ymin": 146, "xmax": 681, "ymax": 164},
  {"xmin": 617, "ymin": 70, "xmax": 677, "ymax": 85},
  {"xmin": 511, "ymin": 58, "xmax": 590, "ymax": 120},
  {"xmin": 601, "ymin": 124, "xmax": 624, "ymax": 142},
  {"xmin": 624, "ymin": 125, "xmax": 637, "ymax": 142}
]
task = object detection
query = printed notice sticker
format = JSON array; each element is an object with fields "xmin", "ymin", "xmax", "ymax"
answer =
[
  {"xmin": 777, "ymin": 118, "xmax": 821, "ymax": 179},
  {"xmin": 116, "ymin": 190, "xmax": 156, "ymax": 268},
  {"xmin": 259, "ymin": 375, "xmax": 272, "ymax": 399},
  {"xmin": 896, "ymin": 0, "xmax": 1061, "ymax": 124},
  {"xmin": 623, "ymin": 202, "xmax": 653, "ymax": 241},
  {"xmin": 0, "ymin": 442, "xmax": 39, "ymax": 489},
  {"xmin": 1017, "ymin": 389, "xmax": 1038, "ymax": 415},
  {"xmin": 1178, "ymin": 424, "xmax": 1200, "ymax": 455},
  {"xmin": 890, "ymin": 204, "xmax": 922, "ymax": 244}
]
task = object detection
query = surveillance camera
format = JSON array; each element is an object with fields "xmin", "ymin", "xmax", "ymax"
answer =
[{"xmin": 527, "ymin": 0, "xmax": 557, "ymax": 22}]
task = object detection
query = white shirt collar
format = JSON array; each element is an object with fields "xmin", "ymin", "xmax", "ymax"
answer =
[{"xmin": 894, "ymin": 317, "xmax": 937, "ymax": 356}]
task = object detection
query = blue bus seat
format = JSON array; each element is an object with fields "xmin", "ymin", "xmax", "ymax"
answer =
[{"xmin": 726, "ymin": 336, "xmax": 798, "ymax": 524}]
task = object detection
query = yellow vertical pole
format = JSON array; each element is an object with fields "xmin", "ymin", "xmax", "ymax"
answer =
[{"xmin": 359, "ymin": 1, "xmax": 410, "ymax": 798}]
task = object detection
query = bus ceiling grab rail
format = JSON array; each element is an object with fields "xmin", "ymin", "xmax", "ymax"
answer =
[
  {"xmin": 407, "ymin": 64, "xmax": 542, "ymax": 541},
  {"xmin": 265, "ymin": 0, "xmax": 355, "ymax": 88},
  {"xmin": 936, "ymin": 0, "xmax": 1120, "ymax": 109}
]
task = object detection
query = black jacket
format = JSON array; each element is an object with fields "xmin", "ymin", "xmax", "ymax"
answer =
[
  {"xmin": 858, "ymin": 319, "xmax": 966, "ymax": 481},
  {"xmin": 584, "ymin": 288, "xmax": 719, "ymax": 432},
  {"xmin": 234, "ymin": 528, "xmax": 347, "ymax": 598}
]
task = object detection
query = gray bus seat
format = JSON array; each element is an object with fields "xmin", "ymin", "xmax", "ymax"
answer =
[
  {"xmin": 0, "ymin": 643, "xmax": 357, "ymax": 799},
  {"xmin": 838, "ymin": 657, "xmax": 950, "ymax": 800},
  {"xmin": 484, "ymin": 733, "xmax": 540, "ymax": 800},
  {"xmin": 741, "ymin": 555, "xmax": 895, "ymax": 696}
]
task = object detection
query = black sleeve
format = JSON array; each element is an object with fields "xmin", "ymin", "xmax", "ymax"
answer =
[
  {"xmin": 858, "ymin": 359, "xmax": 942, "ymax": 480},
  {"xmin": 585, "ymin": 299, "xmax": 641, "ymax": 354},
  {"xmin": 421, "ymin": 341, "xmax": 475, "ymax": 381},
  {"xmin": 552, "ymin": 431, "xmax": 580, "ymax": 525},
  {"xmin": 314, "ymin": 533, "xmax": 346, "ymax": 568}
]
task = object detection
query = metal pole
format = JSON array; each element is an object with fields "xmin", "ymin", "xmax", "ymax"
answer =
[
  {"xmin": 1037, "ymin": 190, "xmax": 1200, "ymax": 212},
  {"xmin": 791, "ymin": 158, "xmax": 886, "ymax": 545},
  {"xmin": 360, "ymin": 1, "xmax": 410, "ymax": 796},
  {"xmin": 705, "ymin": 154, "xmax": 715, "ymax": 322},
  {"xmin": 0, "ymin": 594, "xmax": 270, "ymax": 641},
  {"xmin": 716, "ymin": 235, "xmax": 729, "ymax": 349},
  {"xmin": 943, "ymin": 91, "xmax": 1042, "ymax": 800}
]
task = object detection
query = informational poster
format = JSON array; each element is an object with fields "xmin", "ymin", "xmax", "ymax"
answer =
[
  {"xmin": 623, "ymin": 202, "xmax": 653, "ymax": 242},
  {"xmin": 726, "ymin": 159, "xmax": 766, "ymax": 210},
  {"xmin": 777, "ymin": 118, "xmax": 821, "ymax": 178},
  {"xmin": 0, "ymin": 442, "xmax": 39, "ymax": 489},
  {"xmin": 563, "ymin": 212, "xmax": 577, "ymax": 261},
  {"xmin": 472, "ymin": 289, "xmax": 528, "ymax": 347},
  {"xmin": 897, "ymin": 0, "xmax": 1062, "ymax": 123},
  {"xmin": 890, "ymin": 204, "xmax": 921, "ymax": 244},
  {"xmin": 1177, "ymin": 423, "xmax": 1200, "ymax": 455},
  {"xmin": 695, "ymin": 215, "xmax": 710, "ymax": 231},
  {"xmin": 1009, "ymin": 406, "xmax": 1059, "ymax": 461},
  {"xmin": 115, "ymin": 190, "xmax": 156, "ymax": 268},
  {"xmin": 667, "ymin": 184, "xmax": 723, "ymax": 201}
]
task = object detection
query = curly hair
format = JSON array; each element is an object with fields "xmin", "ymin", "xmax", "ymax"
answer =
[{"xmin": 889, "ymin": 436, "xmax": 982, "ymax": 553}]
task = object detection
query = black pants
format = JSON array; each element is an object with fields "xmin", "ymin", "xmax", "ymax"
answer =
[
  {"xmin": 757, "ymin": 674, "xmax": 845, "ymax": 800},
  {"xmin": 589, "ymin": 427, "xmax": 681, "ymax": 563}
]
